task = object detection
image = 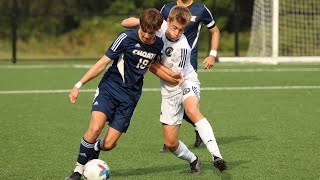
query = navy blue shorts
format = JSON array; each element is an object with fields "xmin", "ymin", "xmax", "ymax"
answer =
[{"xmin": 91, "ymin": 87, "xmax": 138, "ymax": 133}]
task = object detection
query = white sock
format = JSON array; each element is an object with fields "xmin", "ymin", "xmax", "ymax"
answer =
[
  {"xmin": 93, "ymin": 140, "xmax": 100, "ymax": 151},
  {"xmin": 74, "ymin": 162, "xmax": 84, "ymax": 174},
  {"xmin": 173, "ymin": 140, "xmax": 197, "ymax": 163},
  {"xmin": 195, "ymin": 118, "xmax": 223, "ymax": 159}
]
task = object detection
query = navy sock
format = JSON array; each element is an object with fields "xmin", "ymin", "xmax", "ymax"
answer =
[{"xmin": 77, "ymin": 138, "xmax": 95, "ymax": 165}]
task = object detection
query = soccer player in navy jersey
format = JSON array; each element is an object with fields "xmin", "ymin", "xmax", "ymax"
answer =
[
  {"xmin": 65, "ymin": 8, "xmax": 184, "ymax": 180},
  {"xmin": 122, "ymin": 0, "xmax": 220, "ymax": 149}
]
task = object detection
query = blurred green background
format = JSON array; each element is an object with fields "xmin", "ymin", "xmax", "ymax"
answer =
[{"xmin": 0, "ymin": 0, "xmax": 254, "ymax": 61}]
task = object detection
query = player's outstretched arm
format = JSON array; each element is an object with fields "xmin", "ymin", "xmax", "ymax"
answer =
[
  {"xmin": 69, "ymin": 55, "xmax": 112, "ymax": 103},
  {"xmin": 121, "ymin": 17, "xmax": 140, "ymax": 28},
  {"xmin": 203, "ymin": 26, "xmax": 220, "ymax": 69},
  {"xmin": 149, "ymin": 61, "xmax": 184, "ymax": 86}
]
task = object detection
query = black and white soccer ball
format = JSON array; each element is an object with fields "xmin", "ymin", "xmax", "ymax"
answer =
[{"xmin": 83, "ymin": 159, "xmax": 110, "ymax": 180}]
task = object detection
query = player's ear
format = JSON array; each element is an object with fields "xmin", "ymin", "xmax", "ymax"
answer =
[{"xmin": 166, "ymin": 18, "xmax": 169, "ymax": 23}]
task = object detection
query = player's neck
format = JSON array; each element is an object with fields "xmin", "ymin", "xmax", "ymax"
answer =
[
  {"xmin": 177, "ymin": 0, "xmax": 193, "ymax": 7},
  {"xmin": 138, "ymin": 29, "xmax": 156, "ymax": 45},
  {"xmin": 165, "ymin": 31, "xmax": 179, "ymax": 42}
]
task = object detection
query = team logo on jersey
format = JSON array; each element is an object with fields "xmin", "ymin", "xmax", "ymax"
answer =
[
  {"xmin": 165, "ymin": 47, "xmax": 173, "ymax": 57},
  {"xmin": 191, "ymin": 16, "xmax": 196, "ymax": 22},
  {"xmin": 135, "ymin": 43, "xmax": 141, "ymax": 48},
  {"xmin": 183, "ymin": 88, "xmax": 191, "ymax": 95}
]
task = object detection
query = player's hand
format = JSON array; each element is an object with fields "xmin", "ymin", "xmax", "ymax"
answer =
[
  {"xmin": 203, "ymin": 56, "xmax": 215, "ymax": 69},
  {"xmin": 171, "ymin": 71, "xmax": 184, "ymax": 86},
  {"xmin": 171, "ymin": 71, "xmax": 182, "ymax": 79},
  {"xmin": 177, "ymin": 75, "xmax": 185, "ymax": 86},
  {"xmin": 69, "ymin": 87, "xmax": 80, "ymax": 104}
]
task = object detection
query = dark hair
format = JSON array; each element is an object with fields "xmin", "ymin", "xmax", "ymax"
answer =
[{"xmin": 139, "ymin": 8, "xmax": 163, "ymax": 33}]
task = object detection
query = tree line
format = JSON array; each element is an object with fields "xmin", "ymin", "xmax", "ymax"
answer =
[{"xmin": 0, "ymin": 0, "xmax": 253, "ymax": 36}]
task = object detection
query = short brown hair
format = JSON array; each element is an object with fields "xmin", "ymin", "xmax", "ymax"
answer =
[
  {"xmin": 168, "ymin": 6, "xmax": 191, "ymax": 28},
  {"xmin": 139, "ymin": 8, "xmax": 163, "ymax": 33}
]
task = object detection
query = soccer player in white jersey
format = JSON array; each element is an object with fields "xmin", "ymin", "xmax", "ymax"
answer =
[
  {"xmin": 123, "ymin": 5, "xmax": 227, "ymax": 173},
  {"xmin": 149, "ymin": 6, "xmax": 201, "ymax": 175},
  {"xmin": 160, "ymin": 0, "xmax": 220, "ymax": 148},
  {"xmin": 157, "ymin": 5, "xmax": 227, "ymax": 172},
  {"xmin": 123, "ymin": 0, "xmax": 220, "ymax": 149}
]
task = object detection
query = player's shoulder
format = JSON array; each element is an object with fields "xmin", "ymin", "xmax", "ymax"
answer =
[
  {"xmin": 191, "ymin": 2, "xmax": 206, "ymax": 8},
  {"xmin": 116, "ymin": 28, "xmax": 138, "ymax": 42},
  {"xmin": 155, "ymin": 36, "xmax": 164, "ymax": 47},
  {"xmin": 178, "ymin": 35, "xmax": 191, "ymax": 49},
  {"xmin": 163, "ymin": 2, "xmax": 176, "ymax": 9},
  {"xmin": 190, "ymin": 2, "xmax": 208, "ymax": 11},
  {"xmin": 122, "ymin": 28, "xmax": 137, "ymax": 37}
]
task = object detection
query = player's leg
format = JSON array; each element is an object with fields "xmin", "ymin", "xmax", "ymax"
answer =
[
  {"xmin": 159, "ymin": 94, "xmax": 182, "ymax": 153},
  {"xmin": 183, "ymin": 112, "xmax": 202, "ymax": 147},
  {"xmin": 65, "ymin": 111, "xmax": 107, "ymax": 180},
  {"xmin": 182, "ymin": 85, "xmax": 227, "ymax": 171},
  {"xmin": 185, "ymin": 59, "xmax": 202, "ymax": 147},
  {"xmin": 160, "ymin": 94, "xmax": 200, "ymax": 175},
  {"xmin": 162, "ymin": 124, "xmax": 200, "ymax": 175},
  {"xmin": 94, "ymin": 99, "xmax": 136, "ymax": 152},
  {"xmin": 95, "ymin": 126, "xmax": 122, "ymax": 151},
  {"xmin": 162, "ymin": 124, "xmax": 180, "ymax": 151}
]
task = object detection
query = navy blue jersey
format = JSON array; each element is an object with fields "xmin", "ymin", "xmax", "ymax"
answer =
[
  {"xmin": 161, "ymin": 2, "xmax": 215, "ymax": 70},
  {"xmin": 101, "ymin": 28, "xmax": 163, "ymax": 100}
]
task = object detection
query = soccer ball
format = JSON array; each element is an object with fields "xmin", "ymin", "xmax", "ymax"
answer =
[{"xmin": 83, "ymin": 159, "xmax": 110, "ymax": 180}]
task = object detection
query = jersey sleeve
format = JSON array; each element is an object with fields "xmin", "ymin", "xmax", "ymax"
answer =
[
  {"xmin": 105, "ymin": 32, "xmax": 128, "ymax": 60},
  {"xmin": 202, "ymin": 5, "xmax": 216, "ymax": 29},
  {"xmin": 156, "ymin": 20, "xmax": 167, "ymax": 37}
]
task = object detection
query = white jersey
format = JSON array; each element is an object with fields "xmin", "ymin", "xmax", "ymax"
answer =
[{"xmin": 157, "ymin": 21, "xmax": 199, "ymax": 97}]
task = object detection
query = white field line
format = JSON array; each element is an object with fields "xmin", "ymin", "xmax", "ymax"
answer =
[
  {"xmin": 1, "ymin": 64, "xmax": 320, "ymax": 72},
  {"xmin": 197, "ymin": 68, "xmax": 320, "ymax": 72},
  {"xmin": 0, "ymin": 64, "xmax": 93, "ymax": 69},
  {"xmin": 1, "ymin": 86, "xmax": 320, "ymax": 94}
]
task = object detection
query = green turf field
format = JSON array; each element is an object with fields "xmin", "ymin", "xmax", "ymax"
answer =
[{"xmin": 1, "ymin": 62, "xmax": 320, "ymax": 179}]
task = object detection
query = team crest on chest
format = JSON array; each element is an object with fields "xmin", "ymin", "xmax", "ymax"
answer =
[
  {"xmin": 165, "ymin": 47, "xmax": 173, "ymax": 57},
  {"xmin": 183, "ymin": 88, "xmax": 190, "ymax": 95}
]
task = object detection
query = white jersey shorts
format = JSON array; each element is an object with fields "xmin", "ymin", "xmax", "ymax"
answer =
[{"xmin": 160, "ymin": 81, "xmax": 200, "ymax": 125}]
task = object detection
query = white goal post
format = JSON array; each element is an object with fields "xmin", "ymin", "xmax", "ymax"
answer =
[{"xmin": 219, "ymin": 0, "xmax": 320, "ymax": 64}]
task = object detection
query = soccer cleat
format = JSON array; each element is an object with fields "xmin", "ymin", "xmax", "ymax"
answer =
[
  {"xmin": 159, "ymin": 144, "xmax": 170, "ymax": 153},
  {"xmin": 189, "ymin": 156, "xmax": 201, "ymax": 175},
  {"xmin": 194, "ymin": 130, "xmax": 202, "ymax": 147},
  {"xmin": 213, "ymin": 156, "xmax": 227, "ymax": 172},
  {"xmin": 65, "ymin": 172, "xmax": 82, "ymax": 180}
]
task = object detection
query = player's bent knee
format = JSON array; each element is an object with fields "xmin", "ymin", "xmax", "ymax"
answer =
[
  {"xmin": 85, "ymin": 126, "xmax": 103, "ymax": 141},
  {"xmin": 184, "ymin": 108, "xmax": 199, "ymax": 118},
  {"xmin": 165, "ymin": 142, "xmax": 179, "ymax": 151},
  {"xmin": 89, "ymin": 126, "xmax": 103, "ymax": 135},
  {"xmin": 102, "ymin": 141, "xmax": 117, "ymax": 151}
]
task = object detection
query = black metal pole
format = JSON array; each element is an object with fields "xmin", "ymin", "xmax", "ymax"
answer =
[
  {"xmin": 234, "ymin": 0, "xmax": 240, "ymax": 56},
  {"xmin": 11, "ymin": 0, "xmax": 18, "ymax": 64}
]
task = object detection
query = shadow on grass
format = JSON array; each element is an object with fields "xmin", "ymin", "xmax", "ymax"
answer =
[
  {"xmin": 111, "ymin": 159, "xmax": 249, "ymax": 179},
  {"xmin": 111, "ymin": 163, "xmax": 190, "ymax": 177},
  {"xmin": 218, "ymin": 135, "xmax": 260, "ymax": 145},
  {"xmin": 189, "ymin": 135, "xmax": 259, "ymax": 151}
]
